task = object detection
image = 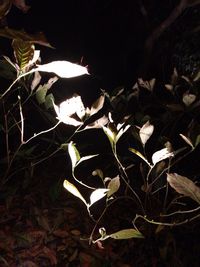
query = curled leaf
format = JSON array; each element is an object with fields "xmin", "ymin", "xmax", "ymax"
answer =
[
  {"xmin": 90, "ymin": 95, "xmax": 105, "ymax": 116},
  {"xmin": 167, "ymin": 173, "xmax": 200, "ymax": 204},
  {"xmin": 182, "ymin": 92, "xmax": 196, "ymax": 106}
]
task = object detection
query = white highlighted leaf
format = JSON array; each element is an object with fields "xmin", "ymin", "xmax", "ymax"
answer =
[
  {"xmin": 76, "ymin": 154, "xmax": 99, "ymax": 166},
  {"xmin": 68, "ymin": 142, "xmax": 80, "ymax": 170},
  {"xmin": 36, "ymin": 60, "xmax": 89, "ymax": 78},
  {"xmin": 167, "ymin": 173, "xmax": 200, "ymax": 204},
  {"xmin": 63, "ymin": 180, "xmax": 87, "ymax": 206},
  {"xmin": 107, "ymin": 175, "xmax": 120, "ymax": 198},
  {"xmin": 109, "ymin": 228, "xmax": 144, "ymax": 239},
  {"xmin": 152, "ymin": 148, "xmax": 174, "ymax": 165},
  {"xmin": 139, "ymin": 121, "xmax": 154, "ymax": 146},
  {"xmin": 89, "ymin": 189, "xmax": 109, "ymax": 206},
  {"xmin": 180, "ymin": 134, "xmax": 194, "ymax": 149}
]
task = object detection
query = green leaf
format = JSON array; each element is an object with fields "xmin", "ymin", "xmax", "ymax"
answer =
[
  {"xmin": 45, "ymin": 93, "xmax": 54, "ymax": 109},
  {"xmin": 107, "ymin": 175, "xmax": 120, "ymax": 198},
  {"xmin": 68, "ymin": 142, "xmax": 80, "ymax": 170},
  {"xmin": 129, "ymin": 148, "xmax": 152, "ymax": 167},
  {"xmin": 63, "ymin": 180, "xmax": 87, "ymax": 206},
  {"xmin": 36, "ymin": 84, "xmax": 48, "ymax": 105},
  {"xmin": 12, "ymin": 39, "xmax": 35, "ymax": 70},
  {"xmin": 195, "ymin": 135, "xmax": 200, "ymax": 147},
  {"xmin": 109, "ymin": 228, "xmax": 144, "ymax": 239}
]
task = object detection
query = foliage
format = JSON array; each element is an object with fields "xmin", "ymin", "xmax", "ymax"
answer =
[{"xmin": 1, "ymin": 2, "xmax": 200, "ymax": 265}]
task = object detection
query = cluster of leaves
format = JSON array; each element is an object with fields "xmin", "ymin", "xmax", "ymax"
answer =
[{"xmin": 1, "ymin": 17, "xmax": 200, "ymax": 264}]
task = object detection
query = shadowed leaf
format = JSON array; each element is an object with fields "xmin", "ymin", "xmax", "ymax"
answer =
[
  {"xmin": 107, "ymin": 175, "xmax": 120, "ymax": 198},
  {"xmin": 167, "ymin": 173, "xmax": 200, "ymax": 204}
]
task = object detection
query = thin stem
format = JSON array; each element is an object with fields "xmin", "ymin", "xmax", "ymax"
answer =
[{"xmin": 18, "ymin": 95, "xmax": 24, "ymax": 143}]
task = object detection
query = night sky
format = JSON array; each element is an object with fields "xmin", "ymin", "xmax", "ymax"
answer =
[{"xmin": 5, "ymin": 0, "xmax": 146, "ymax": 99}]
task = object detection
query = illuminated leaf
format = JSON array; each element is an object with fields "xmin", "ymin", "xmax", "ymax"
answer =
[
  {"xmin": 68, "ymin": 142, "xmax": 80, "ymax": 170},
  {"xmin": 152, "ymin": 148, "xmax": 174, "ymax": 165},
  {"xmin": 89, "ymin": 189, "xmax": 109, "ymax": 206},
  {"xmin": 139, "ymin": 121, "xmax": 154, "ymax": 146},
  {"xmin": 76, "ymin": 155, "xmax": 98, "ymax": 166},
  {"xmin": 195, "ymin": 135, "xmax": 200, "ymax": 147},
  {"xmin": 107, "ymin": 175, "xmax": 120, "ymax": 198},
  {"xmin": 85, "ymin": 115, "xmax": 108, "ymax": 129},
  {"xmin": 116, "ymin": 124, "xmax": 130, "ymax": 143},
  {"xmin": 179, "ymin": 134, "xmax": 194, "ymax": 149},
  {"xmin": 109, "ymin": 228, "xmax": 144, "ymax": 239},
  {"xmin": 129, "ymin": 148, "xmax": 152, "ymax": 167},
  {"xmin": 103, "ymin": 126, "xmax": 116, "ymax": 148},
  {"xmin": 36, "ymin": 60, "xmax": 89, "ymax": 78},
  {"xmin": 90, "ymin": 95, "xmax": 105, "ymax": 116},
  {"xmin": 63, "ymin": 180, "xmax": 87, "ymax": 205},
  {"xmin": 167, "ymin": 173, "xmax": 200, "ymax": 204}
]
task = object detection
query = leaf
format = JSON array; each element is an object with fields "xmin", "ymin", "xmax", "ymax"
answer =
[
  {"xmin": 182, "ymin": 92, "xmax": 196, "ymax": 106},
  {"xmin": 76, "ymin": 154, "xmax": 98, "ymax": 166},
  {"xmin": 44, "ymin": 93, "xmax": 54, "ymax": 110},
  {"xmin": 0, "ymin": 27, "xmax": 53, "ymax": 47},
  {"xmin": 31, "ymin": 71, "xmax": 41, "ymax": 90},
  {"xmin": 107, "ymin": 175, "xmax": 120, "ymax": 198},
  {"xmin": 116, "ymin": 124, "xmax": 130, "ymax": 143},
  {"xmin": 109, "ymin": 228, "xmax": 144, "ymax": 239},
  {"xmin": 152, "ymin": 148, "xmax": 174, "ymax": 165},
  {"xmin": 89, "ymin": 189, "xmax": 109, "ymax": 206},
  {"xmin": 36, "ymin": 84, "xmax": 48, "ymax": 105},
  {"xmin": 139, "ymin": 121, "xmax": 154, "ymax": 146},
  {"xmin": 129, "ymin": 148, "xmax": 152, "ymax": 167},
  {"xmin": 195, "ymin": 135, "xmax": 200, "ymax": 147},
  {"xmin": 84, "ymin": 115, "xmax": 108, "ymax": 129},
  {"xmin": 90, "ymin": 95, "xmax": 105, "ymax": 116},
  {"xmin": 36, "ymin": 77, "xmax": 58, "ymax": 105},
  {"xmin": 103, "ymin": 126, "xmax": 116, "ymax": 148},
  {"xmin": 179, "ymin": 134, "xmax": 194, "ymax": 149},
  {"xmin": 167, "ymin": 173, "xmax": 200, "ymax": 204},
  {"xmin": 68, "ymin": 142, "xmax": 81, "ymax": 170},
  {"xmin": 0, "ymin": 0, "xmax": 12, "ymax": 19},
  {"xmin": 63, "ymin": 180, "xmax": 87, "ymax": 206},
  {"xmin": 12, "ymin": 39, "xmax": 35, "ymax": 70},
  {"xmin": 36, "ymin": 60, "xmax": 89, "ymax": 78}
]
